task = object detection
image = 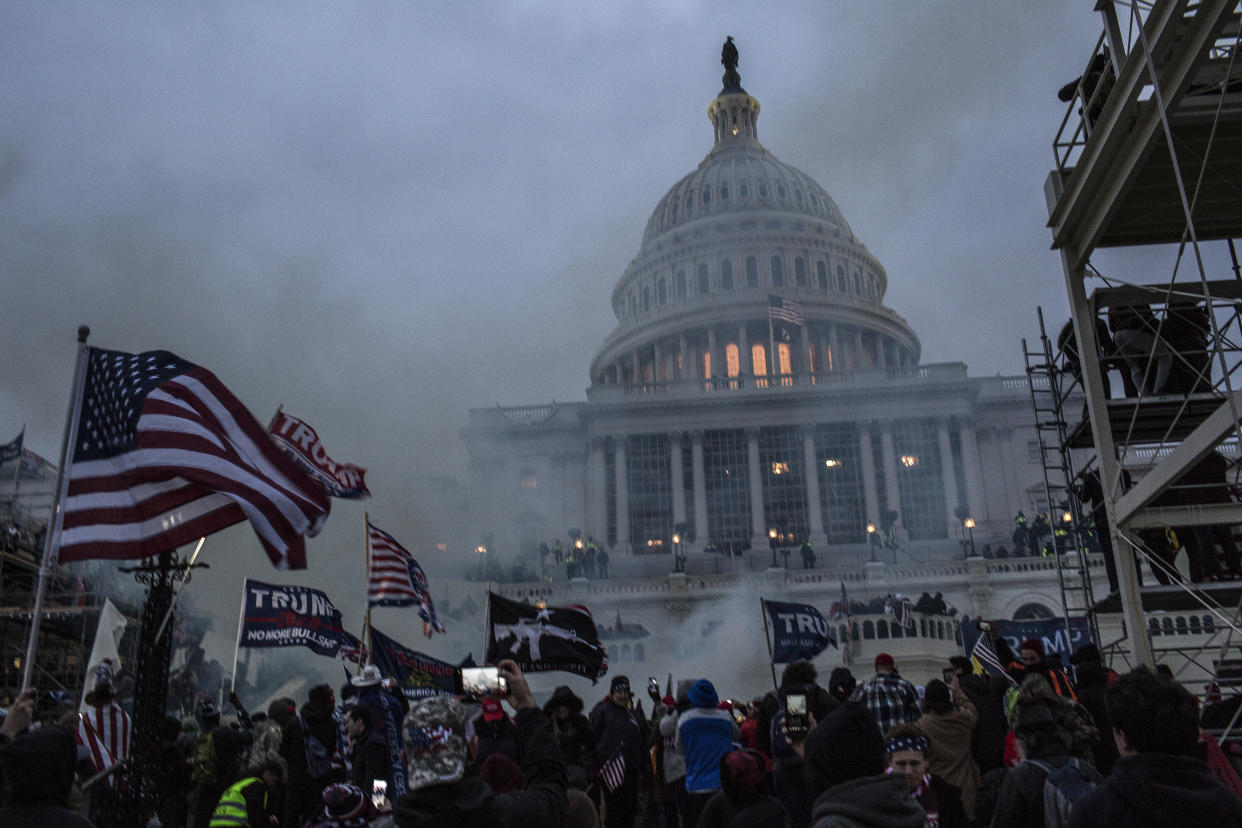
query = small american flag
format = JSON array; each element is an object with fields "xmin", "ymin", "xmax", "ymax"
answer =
[
  {"xmin": 768, "ymin": 294, "xmax": 804, "ymax": 326},
  {"xmin": 338, "ymin": 630, "xmax": 367, "ymax": 665},
  {"xmin": 368, "ymin": 521, "xmax": 445, "ymax": 636},
  {"xmin": 57, "ymin": 348, "xmax": 330, "ymax": 569},
  {"xmin": 971, "ymin": 631, "xmax": 1015, "ymax": 684},
  {"xmin": 840, "ymin": 581, "xmax": 854, "ymax": 668},
  {"xmin": 600, "ymin": 751, "xmax": 626, "ymax": 792}
]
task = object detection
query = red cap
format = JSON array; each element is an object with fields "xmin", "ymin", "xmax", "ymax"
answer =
[
  {"xmin": 481, "ymin": 698, "xmax": 504, "ymax": 723},
  {"xmin": 662, "ymin": 695, "xmax": 675, "ymax": 708},
  {"xmin": 875, "ymin": 652, "xmax": 895, "ymax": 669}
]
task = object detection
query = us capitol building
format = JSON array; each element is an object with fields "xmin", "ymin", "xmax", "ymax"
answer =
[{"xmin": 455, "ymin": 43, "xmax": 1129, "ymax": 692}]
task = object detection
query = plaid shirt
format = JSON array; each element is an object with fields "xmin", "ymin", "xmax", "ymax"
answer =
[{"xmin": 852, "ymin": 671, "xmax": 921, "ymax": 736}]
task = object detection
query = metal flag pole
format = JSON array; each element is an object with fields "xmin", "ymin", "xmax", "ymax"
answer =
[
  {"xmin": 229, "ymin": 577, "xmax": 249, "ymax": 697},
  {"xmin": 759, "ymin": 598, "xmax": 779, "ymax": 693},
  {"xmin": 22, "ymin": 326, "xmax": 91, "ymax": 691},
  {"xmin": 361, "ymin": 512, "xmax": 372, "ymax": 670},
  {"xmin": 9, "ymin": 424, "xmax": 22, "ymax": 495},
  {"xmin": 155, "ymin": 536, "xmax": 205, "ymax": 644}
]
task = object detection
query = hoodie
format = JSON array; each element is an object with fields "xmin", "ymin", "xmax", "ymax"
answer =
[
  {"xmin": 1068, "ymin": 753, "xmax": 1242, "ymax": 827},
  {"xmin": 809, "ymin": 774, "xmax": 925, "ymax": 828},
  {"xmin": 0, "ymin": 726, "xmax": 96, "ymax": 828}
]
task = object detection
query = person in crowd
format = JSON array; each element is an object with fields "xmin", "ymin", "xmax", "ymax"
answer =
[
  {"xmin": 883, "ymin": 723, "xmax": 968, "ymax": 828},
  {"xmin": 645, "ymin": 685, "xmax": 678, "ymax": 828},
  {"xmin": 1108, "ymin": 304, "xmax": 1172, "ymax": 396},
  {"xmin": 283, "ymin": 682, "xmax": 343, "ymax": 827},
  {"xmin": 391, "ymin": 658, "xmax": 566, "ymax": 826},
  {"xmin": 1068, "ymin": 644, "xmax": 1118, "ymax": 776},
  {"xmin": 479, "ymin": 752, "xmax": 524, "ymax": 793},
  {"xmin": 948, "ymin": 655, "xmax": 1008, "ymax": 774},
  {"xmin": 1011, "ymin": 639, "xmax": 1077, "ymax": 699},
  {"xmin": 250, "ymin": 697, "xmax": 295, "ymax": 779},
  {"xmin": 597, "ymin": 546, "xmax": 610, "ymax": 579},
  {"xmin": 158, "ymin": 713, "xmax": 194, "ymax": 828},
  {"xmin": 589, "ymin": 675, "xmax": 649, "ymax": 828},
  {"xmin": 1177, "ymin": 451, "xmax": 1242, "ymax": 582},
  {"xmin": 0, "ymin": 719, "xmax": 97, "ymax": 828},
  {"xmin": 1010, "ymin": 674, "xmax": 1098, "ymax": 766},
  {"xmin": 76, "ymin": 660, "xmax": 131, "ymax": 823},
  {"xmin": 798, "ymin": 701, "xmax": 924, "ymax": 828},
  {"xmin": 189, "ymin": 696, "xmax": 227, "ymax": 828},
  {"xmin": 1164, "ymin": 298, "xmax": 1213, "ymax": 393},
  {"xmin": 474, "ymin": 697, "xmax": 520, "ymax": 768},
  {"xmin": 1070, "ymin": 667, "xmax": 1242, "ymax": 826},
  {"xmin": 916, "ymin": 679, "xmax": 979, "ymax": 823},
  {"xmin": 209, "ymin": 759, "xmax": 283, "ymax": 827},
  {"xmin": 800, "ymin": 540, "xmax": 816, "ymax": 569},
  {"xmin": 544, "ymin": 685, "xmax": 595, "ymax": 791},
  {"xmin": 852, "ymin": 653, "xmax": 921, "ymax": 737},
  {"xmin": 659, "ymin": 680, "xmax": 692, "ymax": 827},
  {"xmin": 346, "ymin": 703, "xmax": 395, "ymax": 797},
  {"xmin": 738, "ymin": 695, "xmax": 764, "ymax": 754},
  {"xmin": 827, "ymin": 667, "xmax": 857, "ymax": 706},
  {"xmin": 991, "ymin": 702, "xmax": 1101, "ymax": 827},
  {"xmin": 307, "ymin": 781, "xmax": 389, "ymax": 828},
  {"xmin": 565, "ymin": 788, "xmax": 602, "ymax": 828},
  {"xmin": 676, "ymin": 678, "xmax": 737, "ymax": 828},
  {"xmin": 757, "ymin": 660, "xmax": 839, "ymax": 828},
  {"xmin": 697, "ymin": 746, "xmax": 789, "ymax": 828}
]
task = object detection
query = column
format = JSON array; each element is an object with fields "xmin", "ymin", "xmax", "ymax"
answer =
[
  {"xmin": 802, "ymin": 425, "xmax": 828, "ymax": 548},
  {"xmin": 854, "ymin": 328, "xmax": 865, "ymax": 369},
  {"xmin": 747, "ymin": 427, "xmax": 768, "ymax": 551},
  {"xmin": 738, "ymin": 324, "xmax": 750, "ymax": 383},
  {"xmin": 630, "ymin": 348, "xmax": 640, "ymax": 385},
  {"xmin": 679, "ymin": 334, "xmax": 689, "ymax": 381},
  {"xmin": 801, "ymin": 323, "xmax": 813, "ymax": 380},
  {"xmin": 707, "ymin": 328, "xmax": 718, "ymax": 387},
  {"xmin": 957, "ymin": 417, "xmax": 987, "ymax": 525},
  {"xmin": 819, "ymin": 332, "xmax": 831, "ymax": 374},
  {"xmin": 937, "ymin": 416, "xmax": 960, "ymax": 532},
  {"xmin": 670, "ymin": 431, "xmax": 686, "ymax": 528},
  {"xmin": 613, "ymin": 438, "xmax": 630, "ymax": 553},
  {"xmin": 590, "ymin": 438, "xmax": 607, "ymax": 540},
  {"xmin": 691, "ymin": 430, "xmax": 708, "ymax": 548},
  {"xmin": 879, "ymin": 420, "xmax": 901, "ymax": 523},
  {"xmin": 829, "ymin": 324, "xmax": 841, "ymax": 372},
  {"xmin": 653, "ymin": 340, "xmax": 663, "ymax": 382},
  {"xmin": 859, "ymin": 422, "xmax": 880, "ymax": 527}
]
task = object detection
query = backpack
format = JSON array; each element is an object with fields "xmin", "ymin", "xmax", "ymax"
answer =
[
  {"xmin": 299, "ymin": 715, "xmax": 334, "ymax": 780},
  {"xmin": 1028, "ymin": 758, "xmax": 1097, "ymax": 828}
]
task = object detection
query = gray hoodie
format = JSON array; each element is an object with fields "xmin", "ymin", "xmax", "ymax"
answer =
[{"xmin": 809, "ymin": 774, "xmax": 924, "ymax": 828}]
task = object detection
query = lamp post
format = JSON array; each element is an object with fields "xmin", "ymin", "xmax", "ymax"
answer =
[
  {"xmin": 768, "ymin": 527, "xmax": 779, "ymax": 567},
  {"xmin": 964, "ymin": 518, "xmax": 976, "ymax": 557},
  {"xmin": 672, "ymin": 532, "xmax": 682, "ymax": 572},
  {"xmin": 475, "ymin": 544, "xmax": 487, "ymax": 580},
  {"xmin": 866, "ymin": 523, "xmax": 877, "ymax": 563}
]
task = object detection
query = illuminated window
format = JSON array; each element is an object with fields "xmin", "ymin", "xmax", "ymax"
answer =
[
  {"xmin": 520, "ymin": 470, "xmax": 537, "ymax": 489},
  {"xmin": 893, "ymin": 418, "xmax": 948, "ymax": 540},
  {"xmin": 900, "ymin": 455, "xmax": 919, "ymax": 467},
  {"xmin": 721, "ymin": 259, "xmax": 733, "ymax": 290},
  {"xmin": 746, "ymin": 256, "xmax": 759, "ymax": 287},
  {"xmin": 795, "ymin": 257, "xmax": 807, "ymax": 286},
  {"xmin": 770, "ymin": 461, "xmax": 790, "ymax": 475},
  {"xmin": 809, "ymin": 342, "xmax": 817, "ymax": 374},
  {"xmin": 771, "ymin": 256, "xmax": 784, "ymax": 287},
  {"xmin": 702, "ymin": 350, "xmax": 711, "ymax": 380},
  {"xmin": 435, "ymin": 543, "xmax": 447, "ymax": 552},
  {"xmin": 751, "ymin": 343, "xmax": 767, "ymax": 378},
  {"xmin": 760, "ymin": 426, "xmax": 808, "ymax": 540},
  {"xmin": 778, "ymin": 343, "xmax": 792, "ymax": 376},
  {"xmin": 726, "ymin": 344, "xmax": 740, "ymax": 377}
]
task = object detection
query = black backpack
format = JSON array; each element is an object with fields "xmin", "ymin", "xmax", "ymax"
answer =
[{"xmin": 299, "ymin": 715, "xmax": 334, "ymax": 780}]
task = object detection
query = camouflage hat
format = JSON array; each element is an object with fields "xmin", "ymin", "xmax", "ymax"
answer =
[{"xmin": 404, "ymin": 696, "xmax": 474, "ymax": 790}]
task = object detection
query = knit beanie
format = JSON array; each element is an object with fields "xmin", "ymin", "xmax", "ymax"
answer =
[
  {"xmin": 923, "ymin": 679, "xmax": 952, "ymax": 709},
  {"xmin": 802, "ymin": 702, "xmax": 885, "ymax": 798},
  {"xmin": 687, "ymin": 678, "xmax": 719, "ymax": 709}
]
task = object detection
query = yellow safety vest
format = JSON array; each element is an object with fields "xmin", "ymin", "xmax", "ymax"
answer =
[{"xmin": 210, "ymin": 776, "xmax": 265, "ymax": 827}]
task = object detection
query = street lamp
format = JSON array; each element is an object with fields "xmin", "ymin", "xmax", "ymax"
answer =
[
  {"xmin": 672, "ymin": 532, "xmax": 682, "ymax": 572},
  {"xmin": 866, "ymin": 523, "xmax": 877, "ymax": 563},
  {"xmin": 768, "ymin": 527, "xmax": 779, "ymax": 567},
  {"xmin": 963, "ymin": 518, "xmax": 976, "ymax": 557},
  {"xmin": 475, "ymin": 544, "xmax": 487, "ymax": 580}
]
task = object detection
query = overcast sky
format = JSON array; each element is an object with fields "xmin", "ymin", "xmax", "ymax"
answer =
[{"xmin": 3, "ymin": 2, "xmax": 1122, "ymax": 668}]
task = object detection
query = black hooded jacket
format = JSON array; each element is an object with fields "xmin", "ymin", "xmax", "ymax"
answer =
[
  {"xmin": 282, "ymin": 699, "xmax": 339, "ymax": 785},
  {"xmin": 1068, "ymin": 753, "xmax": 1242, "ymax": 827},
  {"xmin": 1072, "ymin": 661, "xmax": 1118, "ymax": 775},
  {"xmin": 0, "ymin": 725, "xmax": 96, "ymax": 827}
]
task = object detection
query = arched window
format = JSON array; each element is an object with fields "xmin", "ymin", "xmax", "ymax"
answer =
[
  {"xmin": 675, "ymin": 270, "xmax": 687, "ymax": 299},
  {"xmin": 634, "ymin": 644, "xmax": 645, "ymax": 662},
  {"xmin": 621, "ymin": 644, "xmax": 632, "ymax": 660},
  {"xmin": 720, "ymin": 185, "xmax": 730, "ymax": 202},
  {"xmin": 658, "ymin": 278, "xmax": 667, "ymax": 305},
  {"xmin": 703, "ymin": 186, "xmax": 711, "ymax": 205},
  {"xmin": 759, "ymin": 182, "xmax": 769, "ymax": 198},
  {"xmin": 726, "ymin": 344, "xmax": 740, "ymax": 378},
  {"xmin": 854, "ymin": 271, "xmax": 862, "ymax": 294},
  {"xmin": 771, "ymin": 256, "xmax": 784, "ymax": 287},
  {"xmin": 817, "ymin": 261, "xmax": 828, "ymax": 291},
  {"xmin": 746, "ymin": 257, "xmax": 759, "ymax": 287},
  {"xmin": 863, "ymin": 620, "xmax": 875, "ymax": 640},
  {"xmin": 920, "ymin": 619, "xmax": 927, "ymax": 637},
  {"xmin": 795, "ymin": 257, "xmax": 808, "ymax": 286},
  {"xmin": 891, "ymin": 622, "xmax": 904, "ymax": 639},
  {"xmin": 629, "ymin": 294, "xmax": 636, "ymax": 316},
  {"xmin": 1176, "ymin": 616, "xmax": 1188, "ymax": 634},
  {"xmin": 1190, "ymin": 615, "xmax": 1202, "ymax": 633},
  {"xmin": 1149, "ymin": 618, "xmax": 1161, "ymax": 637},
  {"xmin": 1162, "ymin": 617, "xmax": 1174, "ymax": 635},
  {"xmin": 698, "ymin": 264, "xmax": 710, "ymax": 294},
  {"xmin": 751, "ymin": 343, "xmax": 767, "ymax": 379},
  {"xmin": 721, "ymin": 259, "xmax": 734, "ymax": 290},
  {"xmin": 836, "ymin": 265, "xmax": 846, "ymax": 292},
  {"xmin": 643, "ymin": 286, "xmax": 650, "ymax": 311},
  {"xmin": 1014, "ymin": 603, "xmax": 1055, "ymax": 620},
  {"xmin": 739, "ymin": 182, "xmax": 749, "ymax": 198},
  {"xmin": 1205, "ymin": 615, "xmax": 1216, "ymax": 633},
  {"xmin": 877, "ymin": 620, "xmax": 889, "ymax": 639}
]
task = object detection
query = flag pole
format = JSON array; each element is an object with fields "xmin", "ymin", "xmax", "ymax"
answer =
[
  {"xmin": 10, "ymin": 424, "xmax": 22, "ymax": 494},
  {"xmin": 155, "ymin": 536, "xmax": 205, "ymax": 644},
  {"xmin": 229, "ymin": 577, "xmax": 249, "ymax": 697},
  {"xmin": 361, "ymin": 512, "xmax": 372, "ymax": 670},
  {"xmin": 768, "ymin": 306, "xmax": 777, "ymax": 386},
  {"xmin": 482, "ymin": 589, "xmax": 492, "ymax": 666},
  {"xmin": 22, "ymin": 327, "xmax": 91, "ymax": 691},
  {"xmin": 759, "ymin": 598, "xmax": 779, "ymax": 694}
]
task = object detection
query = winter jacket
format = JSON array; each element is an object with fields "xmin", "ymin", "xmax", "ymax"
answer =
[
  {"xmin": 809, "ymin": 774, "xmax": 925, "ymax": 828},
  {"xmin": 676, "ymin": 706, "xmax": 737, "ymax": 793},
  {"xmin": 349, "ymin": 725, "xmax": 393, "ymax": 792},
  {"xmin": 1071, "ymin": 661, "xmax": 1118, "ymax": 775},
  {"xmin": 0, "ymin": 725, "xmax": 97, "ymax": 828},
  {"xmin": 698, "ymin": 789, "xmax": 792, "ymax": 828},
  {"xmin": 1068, "ymin": 753, "xmax": 1242, "ymax": 827},
  {"xmin": 281, "ymin": 701, "xmax": 338, "ymax": 786},
  {"xmin": 659, "ymin": 710, "xmax": 687, "ymax": 783},
  {"xmin": 392, "ymin": 706, "xmax": 565, "ymax": 828},
  {"xmin": 589, "ymin": 698, "xmax": 648, "ymax": 784},
  {"xmin": 955, "ymin": 672, "xmax": 1008, "ymax": 772},
  {"xmin": 916, "ymin": 687, "xmax": 980, "ymax": 820},
  {"xmin": 248, "ymin": 718, "xmax": 286, "ymax": 776},
  {"xmin": 989, "ymin": 747, "xmax": 1102, "ymax": 828}
]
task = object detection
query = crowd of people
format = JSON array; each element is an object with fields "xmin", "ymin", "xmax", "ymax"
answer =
[{"xmin": 3, "ymin": 634, "xmax": 1242, "ymax": 827}]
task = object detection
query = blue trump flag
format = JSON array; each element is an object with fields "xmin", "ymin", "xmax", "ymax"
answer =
[
  {"xmin": 763, "ymin": 598, "xmax": 837, "ymax": 663},
  {"xmin": 369, "ymin": 626, "xmax": 457, "ymax": 699},
  {"xmin": 237, "ymin": 579, "xmax": 345, "ymax": 657},
  {"xmin": 960, "ymin": 617, "xmax": 1092, "ymax": 670}
]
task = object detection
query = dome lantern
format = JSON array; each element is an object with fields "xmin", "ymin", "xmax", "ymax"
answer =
[{"xmin": 709, "ymin": 37, "xmax": 760, "ymax": 147}]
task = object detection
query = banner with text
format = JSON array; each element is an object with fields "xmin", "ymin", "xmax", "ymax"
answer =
[
  {"xmin": 763, "ymin": 598, "xmax": 838, "ymax": 663},
  {"xmin": 960, "ymin": 617, "xmax": 1092, "ymax": 669},
  {"xmin": 237, "ymin": 579, "xmax": 346, "ymax": 657},
  {"xmin": 369, "ymin": 627, "xmax": 457, "ymax": 699}
]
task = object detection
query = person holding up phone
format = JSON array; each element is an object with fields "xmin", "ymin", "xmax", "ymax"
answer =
[
  {"xmin": 915, "ymin": 678, "xmax": 980, "ymax": 824},
  {"xmin": 391, "ymin": 659, "xmax": 567, "ymax": 827}
]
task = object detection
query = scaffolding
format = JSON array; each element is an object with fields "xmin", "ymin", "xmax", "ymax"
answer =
[{"xmin": 1045, "ymin": 0, "xmax": 1242, "ymax": 684}]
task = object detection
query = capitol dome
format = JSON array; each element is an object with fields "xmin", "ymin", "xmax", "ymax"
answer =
[{"xmin": 590, "ymin": 46, "xmax": 920, "ymax": 388}]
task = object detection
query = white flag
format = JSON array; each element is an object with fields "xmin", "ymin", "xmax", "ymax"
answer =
[{"xmin": 80, "ymin": 599, "xmax": 127, "ymax": 711}]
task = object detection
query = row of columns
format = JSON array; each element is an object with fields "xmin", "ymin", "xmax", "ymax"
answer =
[
  {"xmin": 603, "ymin": 320, "xmax": 915, "ymax": 386},
  {"xmin": 588, "ymin": 417, "xmax": 987, "ymax": 554}
]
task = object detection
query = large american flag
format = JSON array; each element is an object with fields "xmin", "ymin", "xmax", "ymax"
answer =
[
  {"xmin": 57, "ymin": 348, "xmax": 330, "ymax": 569},
  {"xmin": 368, "ymin": 521, "xmax": 445, "ymax": 636},
  {"xmin": 768, "ymin": 294, "xmax": 805, "ymax": 326},
  {"xmin": 76, "ymin": 702, "xmax": 131, "ymax": 783}
]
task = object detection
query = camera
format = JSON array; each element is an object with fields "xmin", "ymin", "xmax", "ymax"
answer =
[{"xmin": 457, "ymin": 666, "xmax": 509, "ymax": 700}]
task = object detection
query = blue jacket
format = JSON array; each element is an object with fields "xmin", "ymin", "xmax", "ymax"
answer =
[{"xmin": 676, "ymin": 707, "xmax": 735, "ymax": 794}]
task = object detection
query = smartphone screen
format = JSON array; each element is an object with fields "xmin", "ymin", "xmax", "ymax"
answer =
[
  {"xmin": 460, "ymin": 666, "xmax": 509, "ymax": 698},
  {"xmin": 784, "ymin": 692, "xmax": 809, "ymax": 738},
  {"xmin": 785, "ymin": 693, "xmax": 807, "ymax": 715},
  {"xmin": 943, "ymin": 668, "xmax": 956, "ymax": 684},
  {"xmin": 372, "ymin": 779, "xmax": 388, "ymax": 808}
]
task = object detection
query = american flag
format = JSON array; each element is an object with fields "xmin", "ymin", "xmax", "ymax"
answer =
[
  {"xmin": 338, "ymin": 630, "xmax": 367, "ymax": 665},
  {"xmin": 970, "ymin": 631, "xmax": 1015, "ymax": 684},
  {"xmin": 839, "ymin": 581, "xmax": 854, "ymax": 668},
  {"xmin": 76, "ymin": 702, "xmax": 131, "ymax": 783},
  {"xmin": 768, "ymin": 294, "xmax": 805, "ymax": 326},
  {"xmin": 368, "ymin": 521, "xmax": 445, "ymax": 636},
  {"xmin": 600, "ymin": 751, "xmax": 626, "ymax": 792},
  {"xmin": 57, "ymin": 348, "xmax": 330, "ymax": 569}
]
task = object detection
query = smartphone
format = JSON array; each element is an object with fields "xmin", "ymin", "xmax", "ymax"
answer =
[
  {"xmin": 459, "ymin": 666, "xmax": 509, "ymax": 699},
  {"xmin": 372, "ymin": 779, "xmax": 388, "ymax": 809},
  {"xmin": 648, "ymin": 677, "xmax": 659, "ymax": 694},
  {"xmin": 942, "ymin": 668, "xmax": 956, "ymax": 684},
  {"xmin": 783, "ymin": 692, "xmax": 809, "ymax": 738}
]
